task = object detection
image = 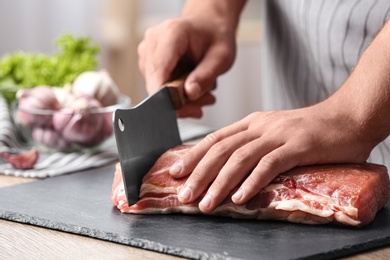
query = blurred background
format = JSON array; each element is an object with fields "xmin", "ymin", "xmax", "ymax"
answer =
[{"xmin": 0, "ymin": 0, "xmax": 261, "ymax": 130}]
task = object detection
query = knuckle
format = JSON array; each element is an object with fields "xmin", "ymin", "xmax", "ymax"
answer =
[
  {"xmin": 213, "ymin": 44, "xmax": 235, "ymax": 68},
  {"xmin": 244, "ymin": 112, "xmax": 261, "ymax": 125},
  {"xmin": 245, "ymin": 175, "xmax": 261, "ymax": 190},
  {"xmin": 190, "ymin": 71, "xmax": 219, "ymax": 94},
  {"xmin": 230, "ymin": 148, "xmax": 250, "ymax": 165},
  {"xmin": 240, "ymin": 175, "xmax": 262, "ymax": 201},
  {"xmin": 147, "ymin": 62, "xmax": 169, "ymax": 81},
  {"xmin": 143, "ymin": 27, "xmax": 155, "ymax": 40},
  {"xmin": 147, "ymin": 64, "xmax": 158, "ymax": 77},
  {"xmin": 210, "ymin": 179, "xmax": 224, "ymax": 193},
  {"xmin": 246, "ymin": 168, "xmax": 271, "ymax": 191},
  {"xmin": 203, "ymin": 132, "xmax": 221, "ymax": 146},
  {"xmin": 259, "ymin": 153, "xmax": 281, "ymax": 172},
  {"xmin": 162, "ymin": 18, "xmax": 184, "ymax": 32},
  {"xmin": 162, "ymin": 18, "xmax": 176, "ymax": 27},
  {"xmin": 157, "ymin": 64, "xmax": 170, "ymax": 77},
  {"xmin": 190, "ymin": 173, "xmax": 203, "ymax": 184},
  {"xmin": 189, "ymin": 170, "xmax": 209, "ymax": 188},
  {"xmin": 219, "ymin": 45, "xmax": 233, "ymax": 61},
  {"xmin": 207, "ymin": 179, "xmax": 230, "ymax": 203},
  {"xmin": 247, "ymin": 111, "xmax": 261, "ymax": 120},
  {"xmin": 209, "ymin": 141, "xmax": 229, "ymax": 156}
]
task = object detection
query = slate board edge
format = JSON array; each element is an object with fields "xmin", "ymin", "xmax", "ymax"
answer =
[
  {"xmin": 293, "ymin": 236, "xmax": 390, "ymax": 260},
  {"xmin": 2, "ymin": 209, "xmax": 390, "ymax": 260},
  {"xmin": 0, "ymin": 210, "xmax": 234, "ymax": 260}
]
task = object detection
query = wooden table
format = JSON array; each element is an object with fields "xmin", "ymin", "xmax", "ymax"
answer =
[{"xmin": 0, "ymin": 175, "xmax": 389, "ymax": 260}]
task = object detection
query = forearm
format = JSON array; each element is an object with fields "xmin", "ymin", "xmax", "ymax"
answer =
[
  {"xmin": 182, "ymin": 0, "xmax": 246, "ymax": 30},
  {"xmin": 323, "ymin": 20, "xmax": 390, "ymax": 147}
]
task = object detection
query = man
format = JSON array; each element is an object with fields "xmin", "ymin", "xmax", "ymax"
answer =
[{"xmin": 137, "ymin": 0, "xmax": 390, "ymax": 213}]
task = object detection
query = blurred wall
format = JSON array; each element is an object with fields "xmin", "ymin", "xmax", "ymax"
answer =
[
  {"xmin": 0, "ymin": 0, "xmax": 102, "ymax": 54},
  {"xmin": 0, "ymin": 0, "xmax": 261, "ymax": 130}
]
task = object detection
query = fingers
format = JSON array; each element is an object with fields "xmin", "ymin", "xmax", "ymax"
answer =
[
  {"xmin": 166, "ymin": 105, "xmax": 370, "ymax": 213},
  {"xmin": 197, "ymin": 134, "xmax": 294, "ymax": 213},
  {"xmin": 170, "ymin": 120, "xmax": 252, "ymax": 209},
  {"xmin": 185, "ymin": 42, "xmax": 234, "ymax": 100},
  {"xmin": 170, "ymin": 118, "xmax": 249, "ymax": 178},
  {"xmin": 170, "ymin": 113, "xmax": 304, "ymax": 213},
  {"xmin": 176, "ymin": 92, "xmax": 216, "ymax": 118},
  {"xmin": 177, "ymin": 130, "xmax": 254, "ymax": 208},
  {"xmin": 190, "ymin": 141, "xmax": 299, "ymax": 213},
  {"xmin": 231, "ymin": 145, "xmax": 299, "ymax": 205},
  {"xmin": 197, "ymin": 138, "xmax": 270, "ymax": 212}
]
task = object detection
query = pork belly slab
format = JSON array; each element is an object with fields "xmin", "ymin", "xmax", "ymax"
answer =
[{"xmin": 111, "ymin": 145, "xmax": 390, "ymax": 227}]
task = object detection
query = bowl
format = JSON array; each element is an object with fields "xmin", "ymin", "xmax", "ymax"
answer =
[{"xmin": 12, "ymin": 94, "xmax": 131, "ymax": 152}]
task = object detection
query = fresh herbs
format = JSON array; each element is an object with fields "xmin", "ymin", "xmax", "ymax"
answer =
[{"xmin": 0, "ymin": 33, "xmax": 100, "ymax": 103}]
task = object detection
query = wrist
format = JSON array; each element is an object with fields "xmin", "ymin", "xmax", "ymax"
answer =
[{"xmin": 317, "ymin": 81, "xmax": 386, "ymax": 152}]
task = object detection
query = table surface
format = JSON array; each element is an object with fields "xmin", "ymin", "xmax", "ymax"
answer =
[{"xmin": 0, "ymin": 175, "xmax": 389, "ymax": 260}]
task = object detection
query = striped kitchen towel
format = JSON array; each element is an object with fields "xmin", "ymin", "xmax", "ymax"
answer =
[{"xmin": 0, "ymin": 95, "xmax": 213, "ymax": 178}]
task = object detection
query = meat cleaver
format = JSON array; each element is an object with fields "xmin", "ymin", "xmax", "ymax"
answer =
[{"xmin": 113, "ymin": 67, "xmax": 190, "ymax": 206}]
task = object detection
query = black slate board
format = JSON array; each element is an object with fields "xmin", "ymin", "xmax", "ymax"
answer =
[{"xmin": 0, "ymin": 165, "xmax": 389, "ymax": 260}]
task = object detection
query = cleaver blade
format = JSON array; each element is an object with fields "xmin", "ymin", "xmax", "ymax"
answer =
[{"xmin": 113, "ymin": 78, "xmax": 186, "ymax": 206}]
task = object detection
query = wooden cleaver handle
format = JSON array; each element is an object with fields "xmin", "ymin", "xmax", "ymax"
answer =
[
  {"xmin": 163, "ymin": 58, "xmax": 194, "ymax": 109},
  {"xmin": 165, "ymin": 76, "xmax": 187, "ymax": 109}
]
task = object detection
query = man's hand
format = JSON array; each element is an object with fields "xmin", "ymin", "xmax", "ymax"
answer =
[
  {"xmin": 168, "ymin": 104, "xmax": 374, "ymax": 212},
  {"xmin": 137, "ymin": 0, "xmax": 246, "ymax": 117}
]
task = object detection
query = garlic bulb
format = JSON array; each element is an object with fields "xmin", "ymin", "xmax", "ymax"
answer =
[
  {"xmin": 16, "ymin": 86, "xmax": 60, "ymax": 127},
  {"xmin": 32, "ymin": 127, "xmax": 70, "ymax": 150},
  {"xmin": 52, "ymin": 97, "xmax": 104, "ymax": 144},
  {"xmin": 13, "ymin": 72, "xmax": 124, "ymax": 151},
  {"xmin": 52, "ymin": 85, "xmax": 76, "ymax": 108},
  {"xmin": 78, "ymin": 112, "xmax": 113, "ymax": 146},
  {"xmin": 71, "ymin": 70, "xmax": 120, "ymax": 107}
]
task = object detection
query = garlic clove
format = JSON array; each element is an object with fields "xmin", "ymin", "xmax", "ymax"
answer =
[
  {"xmin": 0, "ymin": 149, "xmax": 39, "ymax": 169},
  {"xmin": 71, "ymin": 69, "xmax": 120, "ymax": 107}
]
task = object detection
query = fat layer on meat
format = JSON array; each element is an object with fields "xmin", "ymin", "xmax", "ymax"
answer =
[{"xmin": 111, "ymin": 145, "xmax": 390, "ymax": 227}]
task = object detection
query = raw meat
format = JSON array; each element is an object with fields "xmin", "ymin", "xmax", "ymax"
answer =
[{"xmin": 111, "ymin": 145, "xmax": 390, "ymax": 227}]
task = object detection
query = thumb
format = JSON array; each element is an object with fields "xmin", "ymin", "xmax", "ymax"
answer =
[{"xmin": 185, "ymin": 43, "xmax": 235, "ymax": 100}]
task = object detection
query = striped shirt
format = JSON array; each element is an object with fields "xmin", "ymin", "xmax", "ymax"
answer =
[{"xmin": 261, "ymin": 0, "xmax": 390, "ymax": 167}]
